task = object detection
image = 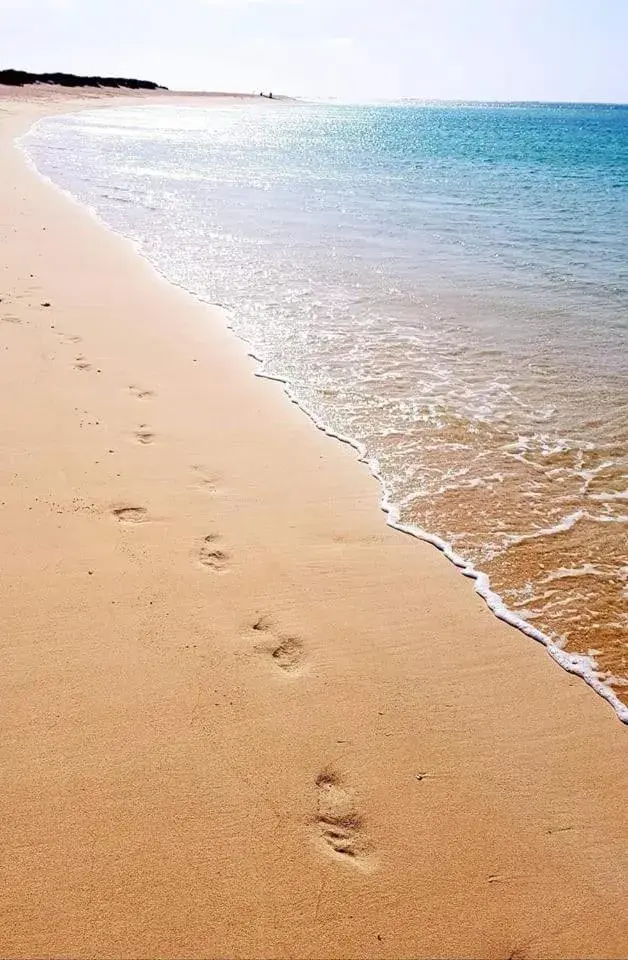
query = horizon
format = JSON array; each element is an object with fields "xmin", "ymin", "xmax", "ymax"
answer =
[
  {"xmin": 1, "ymin": 0, "xmax": 627, "ymax": 105},
  {"xmin": 3, "ymin": 75, "xmax": 628, "ymax": 109}
]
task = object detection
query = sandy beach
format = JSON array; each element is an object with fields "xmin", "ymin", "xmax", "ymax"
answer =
[{"xmin": 1, "ymin": 88, "xmax": 627, "ymax": 960}]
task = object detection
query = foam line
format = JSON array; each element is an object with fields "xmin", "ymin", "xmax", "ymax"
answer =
[{"xmin": 250, "ymin": 363, "xmax": 628, "ymax": 725}]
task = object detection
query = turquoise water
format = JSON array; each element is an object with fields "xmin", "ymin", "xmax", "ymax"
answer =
[{"xmin": 24, "ymin": 102, "xmax": 628, "ymax": 718}]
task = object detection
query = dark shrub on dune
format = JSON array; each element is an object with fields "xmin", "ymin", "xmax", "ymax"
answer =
[{"xmin": 0, "ymin": 69, "xmax": 167, "ymax": 91}]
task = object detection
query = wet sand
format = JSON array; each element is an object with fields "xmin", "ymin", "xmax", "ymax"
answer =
[{"xmin": 0, "ymin": 88, "xmax": 627, "ymax": 960}]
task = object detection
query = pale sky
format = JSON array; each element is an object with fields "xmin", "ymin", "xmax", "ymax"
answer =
[{"xmin": 1, "ymin": 0, "xmax": 627, "ymax": 103}]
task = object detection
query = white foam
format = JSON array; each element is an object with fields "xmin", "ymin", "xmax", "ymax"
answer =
[
  {"xmin": 589, "ymin": 490, "xmax": 628, "ymax": 502},
  {"xmin": 540, "ymin": 564, "xmax": 609, "ymax": 583}
]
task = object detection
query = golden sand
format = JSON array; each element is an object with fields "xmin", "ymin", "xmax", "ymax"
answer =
[{"xmin": 0, "ymin": 88, "xmax": 626, "ymax": 959}]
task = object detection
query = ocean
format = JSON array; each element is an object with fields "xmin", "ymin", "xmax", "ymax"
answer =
[{"xmin": 23, "ymin": 101, "xmax": 628, "ymax": 720}]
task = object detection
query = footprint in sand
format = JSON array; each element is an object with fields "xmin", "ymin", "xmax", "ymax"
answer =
[
  {"xmin": 251, "ymin": 617, "xmax": 306, "ymax": 674},
  {"xmin": 198, "ymin": 534, "xmax": 229, "ymax": 572},
  {"xmin": 272, "ymin": 636, "xmax": 305, "ymax": 673},
  {"xmin": 313, "ymin": 770, "xmax": 369, "ymax": 866},
  {"xmin": 191, "ymin": 464, "xmax": 221, "ymax": 494},
  {"xmin": 129, "ymin": 385, "xmax": 154, "ymax": 400},
  {"xmin": 58, "ymin": 332, "xmax": 82, "ymax": 344},
  {"xmin": 134, "ymin": 425, "xmax": 155, "ymax": 444},
  {"xmin": 112, "ymin": 506, "xmax": 149, "ymax": 524},
  {"xmin": 73, "ymin": 355, "xmax": 92, "ymax": 371},
  {"xmin": 1, "ymin": 314, "xmax": 21, "ymax": 324}
]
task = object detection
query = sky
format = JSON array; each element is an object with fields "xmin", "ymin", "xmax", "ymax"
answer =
[{"xmin": 1, "ymin": 0, "xmax": 627, "ymax": 103}]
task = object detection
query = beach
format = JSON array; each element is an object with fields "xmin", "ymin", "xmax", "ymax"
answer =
[{"xmin": 0, "ymin": 88, "xmax": 627, "ymax": 960}]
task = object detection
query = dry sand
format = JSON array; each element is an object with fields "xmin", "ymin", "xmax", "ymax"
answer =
[{"xmin": 0, "ymin": 88, "xmax": 626, "ymax": 960}]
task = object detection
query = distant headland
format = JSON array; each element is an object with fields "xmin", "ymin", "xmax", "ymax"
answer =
[{"xmin": 0, "ymin": 69, "xmax": 167, "ymax": 91}]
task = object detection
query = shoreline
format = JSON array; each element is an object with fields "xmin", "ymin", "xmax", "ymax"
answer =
[
  {"xmin": 1, "ymin": 89, "xmax": 627, "ymax": 959},
  {"xmin": 251, "ymin": 366, "xmax": 628, "ymax": 725},
  {"xmin": 21, "ymin": 102, "xmax": 628, "ymax": 726}
]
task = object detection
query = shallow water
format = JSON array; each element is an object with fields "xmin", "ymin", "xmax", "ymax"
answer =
[{"xmin": 24, "ymin": 101, "xmax": 628, "ymax": 716}]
